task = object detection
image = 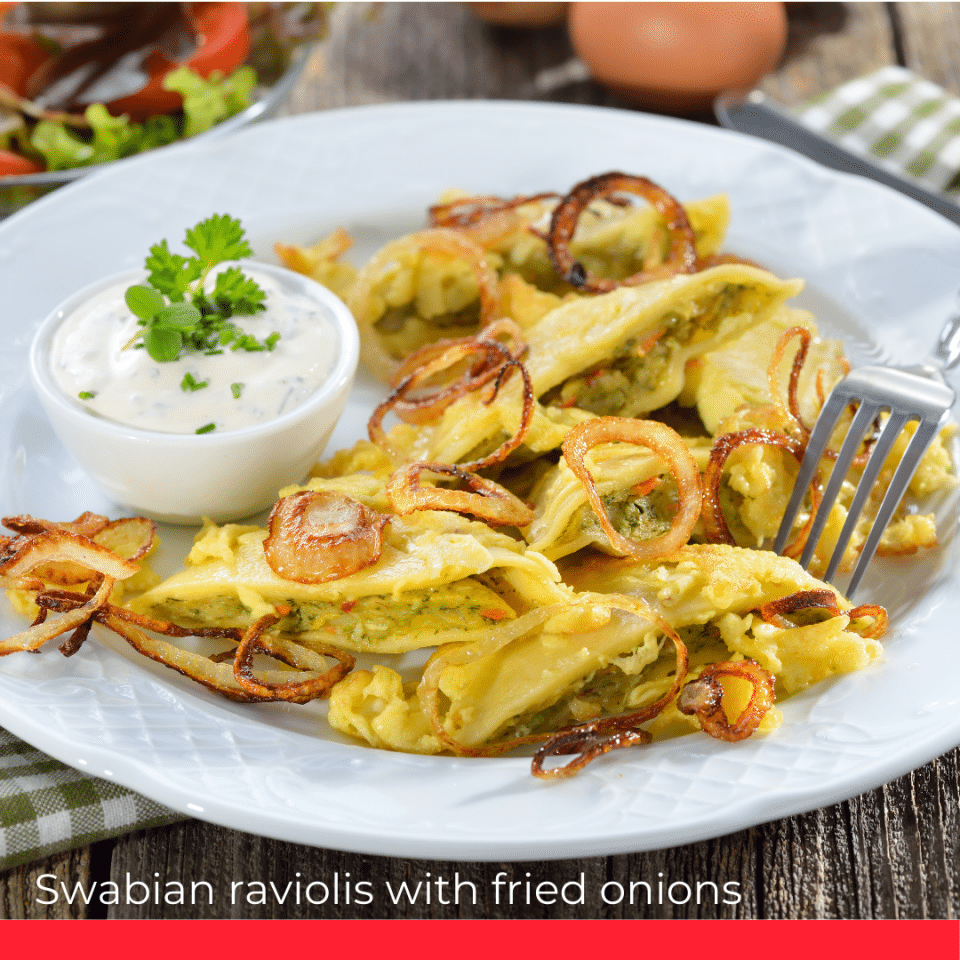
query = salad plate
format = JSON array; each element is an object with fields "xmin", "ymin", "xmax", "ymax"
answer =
[{"xmin": 0, "ymin": 100, "xmax": 959, "ymax": 860}]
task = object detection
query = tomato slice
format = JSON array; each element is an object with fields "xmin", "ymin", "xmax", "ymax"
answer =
[
  {"xmin": 0, "ymin": 31, "xmax": 53, "ymax": 97},
  {"xmin": 0, "ymin": 148, "xmax": 43, "ymax": 176},
  {"xmin": 105, "ymin": 3, "xmax": 250, "ymax": 121}
]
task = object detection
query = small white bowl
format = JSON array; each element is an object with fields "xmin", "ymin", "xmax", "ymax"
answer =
[{"xmin": 29, "ymin": 262, "xmax": 359, "ymax": 525}]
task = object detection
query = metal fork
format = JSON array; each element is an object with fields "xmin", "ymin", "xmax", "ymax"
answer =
[{"xmin": 773, "ymin": 314, "xmax": 960, "ymax": 598}]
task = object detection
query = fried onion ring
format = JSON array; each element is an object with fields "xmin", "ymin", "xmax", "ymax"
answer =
[
  {"xmin": 387, "ymin": 462, "xmax": 534, "ymax": 527},
  {"xmin": 374, "ymin": 337, "xmax": 513, "ymax": 433},
  {"xmin": 0, "ymin": 577, "xmax": 114, "ymax": 656},
  {"xmin": 561, "ymin": 417, "xmax": 702, "ymax": 562},
  {"xmin": 0, "ymin": 529, "xmax": 140, "ymax": 583},
  {"xmin": 389, "ymin": 317, "xmax": 528, "ymax": 390},
  {"xmin": 676, "ymin": 660, "xmax": 775, "ymax": 742},
  {"xmin": 232, "ymin": 611, "xmax": 354, "ymax": 703},
  {"xmin": 546, "ymin": 172, "xmax": 698, "ymax": 292},
  {"xmin": 755, "ymin": 590, "xmax": 888, "ymax": 640},
  {"xmin": 263, "ymin": 491, "xmax": 390, "ymax": 584},
  {"xmin": 702, "ymin": 428, "xmax": 821, "ymax": 558}
]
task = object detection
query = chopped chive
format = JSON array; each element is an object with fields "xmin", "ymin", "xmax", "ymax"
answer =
[
  {"xmin": 195, "ymin": 422, "xmax": 216, "ymax": 434},
  {"xmin": 231, "ymin": 382, "xmax": 244, "ymax": 399},
  {"xmin": 180, "ymin": 372, "xmax": 209, "ymax": 392},
  {"xmin": 78, "ymin": 390, "xmax": 96, "ymax": 400}
]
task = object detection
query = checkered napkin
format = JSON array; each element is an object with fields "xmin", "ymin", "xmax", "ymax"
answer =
[
  {"xmin": 796, "ymin": 64, "xmax": 960, "ymax": 200},
  {"xmin": 0, "ymin": 728, "xmax": 181, "ymax": 872}
]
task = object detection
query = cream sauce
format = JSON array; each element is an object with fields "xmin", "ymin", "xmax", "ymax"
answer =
[{"xmin": 49, "ymin": 264, "xmax": 337, "ymax": 435}]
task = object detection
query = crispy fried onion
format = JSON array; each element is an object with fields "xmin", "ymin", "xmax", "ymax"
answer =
[
  {"xmin": 2, "ymin": 514, "xmax": 156, "ymax": 585},
  {"xmin": 768, "ymin": 326, "xmax": 812, "ymax": 434},
  {"xmin": 755, "ymin": 589, "xmax": 889, "ymax": 640},
  {"xmin": 561, "ymin": 417, "xmax": 702, "ymax": 562},
  {"xmin": 702, "ymin": 428, "xmax": 821, "ymax": 558},
  {"xmin": 429, "ymin": 192, "xmax": 560, "ymax": 229},
  {"xmin": 378, "ymin": 320, "xmax": 528, "ymax": 433},
  {"xmin": 5, "ymin": 586, "xmax": 354, "ymax": 703},
  {"xmin": 532, "ymin": 597, "xmax": 690, "ymax": 779},
  {"xmin": 103, "ymin": 606, "xmax": 353, "ymax": 704},
  {"xmin": 231, "ymin": 610, "xmax": 354, "ymax": 702},
  {"xmin": 546, "ymin": 172, "xmax": 698, "ymax": 292},
  {"xmin": 387, "ymin": 462, "xmax": 534, "ymax": 527},
  {"xmin": 676, "ymin": 660, "xmax": 775, "ymax": 742},
  {"xmin": 371, "ymin": 350, "xmax": 535, "ymax": 471},
  {"xmin": 1, "ymin": 578, "xmax": 115, "ymax": 656},
  {"xmin": 263, "ymin": 490, "xmax": 390, "ymax": 584},
  {"xmin": 768, "ymin": 327, "xmax": 875, "ymax": 467},
  {"xmin": 390, "ymin": 317, "xmax": 528, "ymax": 391},
  {"xmin": 349, "ymin": 227, "xmax": 501, "ymax": 338}
]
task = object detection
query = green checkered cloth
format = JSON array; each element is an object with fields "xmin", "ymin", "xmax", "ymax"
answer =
[
  {"xmin": 797, "ymin": 64, "xmax": 960, "ymax": 198},
  {"xmin": 0, "ymin": 727, "xmax": 181, "ymax": 872}
]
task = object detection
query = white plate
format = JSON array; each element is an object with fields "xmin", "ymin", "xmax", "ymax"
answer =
[{"xmin": 1, "ymin": 101, "xmax": 959, "ymax": 861}]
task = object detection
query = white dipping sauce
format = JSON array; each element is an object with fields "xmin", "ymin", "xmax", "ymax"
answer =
[{"xmin": 49, "ymin": 263, "xmax": 338, "ymax": 435}]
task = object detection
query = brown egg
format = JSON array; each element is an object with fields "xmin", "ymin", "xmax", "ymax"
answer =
[
  {"xmin": 466, "ymin": 3, "xmax": 569, "ymax": 27},
  {"xmin": 568, "ymin": 2, "xmax": 787, "ymax": 113}
]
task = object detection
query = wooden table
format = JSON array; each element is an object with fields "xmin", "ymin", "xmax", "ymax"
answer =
[{"xmin": 4, "ymin": 1, "xmax": 960, "ymax": 920}]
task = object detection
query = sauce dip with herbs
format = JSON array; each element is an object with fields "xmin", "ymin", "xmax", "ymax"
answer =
[{"xmin": 49, "ymin": 264, "xmax": 337, "ymax": 435}]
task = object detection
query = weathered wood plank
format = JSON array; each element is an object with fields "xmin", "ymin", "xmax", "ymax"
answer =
[
  {"xmin": 760, "ymin": 2, "xmax": 897, "ymax": 105},
  {"xmin": 0, "ymin": 847, "xmax": 96, "ymax": 919},
  {"xmin": 895, "ymin": 2, "xmax": 960, "ymax": 93}
]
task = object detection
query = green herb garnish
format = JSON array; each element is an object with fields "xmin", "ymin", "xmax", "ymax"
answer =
[
  {"xmin": 78, "ymin": 390, "xmax": 96, "ymax": 400},
  {"xmin": 231, "ymin": 382, "xmax": 244, "ymax": 399},
  {"xmin": 124, "ymin": 215, "xmax": 273, "ymax": 363},
  {"xmin": 195, "ymin": 422, "xmax": 216, "ymax": 434},
  {"xmin": 180, "ymin": 372, "xmax": 209, "ymax": 392}
]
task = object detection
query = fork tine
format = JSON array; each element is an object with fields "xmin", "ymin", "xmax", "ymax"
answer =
[
  {"xmin": 798, "ymin": 399, "xmax": 881, "ymax": 569},
  {"xmin": 772, "ymin": 387, "xmax": 850, "ymax": 554},
  {"xmin": 845, "ymin": 415, "xmax": 946, "ymax": 597},
  {"xmin": 821, "ymin": 410, "xmax": 910, "ymax": 583}
]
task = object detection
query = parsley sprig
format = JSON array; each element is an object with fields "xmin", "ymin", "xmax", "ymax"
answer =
[{"xmin": 123, "ymin": 215, "xmax": 277, "ymax": 363}]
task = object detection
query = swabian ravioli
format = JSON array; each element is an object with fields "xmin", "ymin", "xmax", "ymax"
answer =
[
  {"xmin": 524, "ymin": 438, "xmax": 710, "ymax": 560},
  {"xmin": 337, "ymin": 193, "xmax": 734, "ymax": 380},
  {"xmin": 384, "ymin": 264, "xmax": 803, "ymax": 470},
  {"xmin": 129, "ymin": 474, "xmax": 567, "ymax": 655},
  {"xmin": 526, "ymin": 264, "xmax": 803, "ymax": 416},
  {"xmin": 327, "ymin": 544, "xmax": 881, "ymax": 755},
  {"xmin": 566, "ymin": 544, "xmax": 882, "ymax": 694}
]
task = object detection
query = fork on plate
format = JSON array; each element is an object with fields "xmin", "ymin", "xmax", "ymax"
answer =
[{"xmin": 773, "ymin": 314, "xmax": 960, "ymax": 598}]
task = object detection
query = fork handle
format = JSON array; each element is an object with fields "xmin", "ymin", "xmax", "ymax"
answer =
[{"xmin": 934, "ymin": 313, "xmax": 960, "ymax": 371}]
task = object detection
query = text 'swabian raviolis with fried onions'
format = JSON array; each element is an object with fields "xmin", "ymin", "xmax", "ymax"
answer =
[{"xmin": 3, "ymin": 172, "xmax": 954, "ymax": 779}]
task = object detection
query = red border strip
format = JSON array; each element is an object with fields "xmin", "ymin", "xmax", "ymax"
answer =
[{"xmin": 0, "ymin": 918, "xmax": 957, "ymax": 956}]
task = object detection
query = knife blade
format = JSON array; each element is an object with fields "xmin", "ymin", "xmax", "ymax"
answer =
[{"xmin": 714, "ymin": 89, "xmax": 960, "ymax": 228}]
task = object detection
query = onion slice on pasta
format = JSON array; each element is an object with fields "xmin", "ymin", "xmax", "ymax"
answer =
[
  {"xmin": 755, "ymin": 589, "xmax": 888, "ymax": 640},
  {"xmin": 232, "ymin": 610, "xmax": 354, "ymax": 703},
  {"xmin": 263, "ymin": 490, "xmax": 390, "ymax": 584},
  {"xmin": 702, "ymin": 428, "xmax": 821, "ymax": 558},
  {"xmin": 546, "ymin": 172, "xmax": 698, "ymax": 292},
  {"xmin": 387, "ymin": 462, "xmax": 534, "ymax": 527},
  {"xmin": 676, "ymin": 660, "xmax": 775, "ymax": 742},
  {"xmin": 561, "ymin": 417, "xmax": 702, "ymax": 562},
  {"xmin": 376, "ymin": 336, "xmax": 514, "ymax": 430}
]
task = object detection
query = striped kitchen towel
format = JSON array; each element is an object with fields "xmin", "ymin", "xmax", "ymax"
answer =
[{"xmin": 798, "ymin": 64, "xmax": 960, "ymax": 199}]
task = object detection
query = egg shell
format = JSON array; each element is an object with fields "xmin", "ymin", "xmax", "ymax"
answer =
[{"xmin": 568, "ymin": 2, "xmax": 788, "ymax": 113}]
